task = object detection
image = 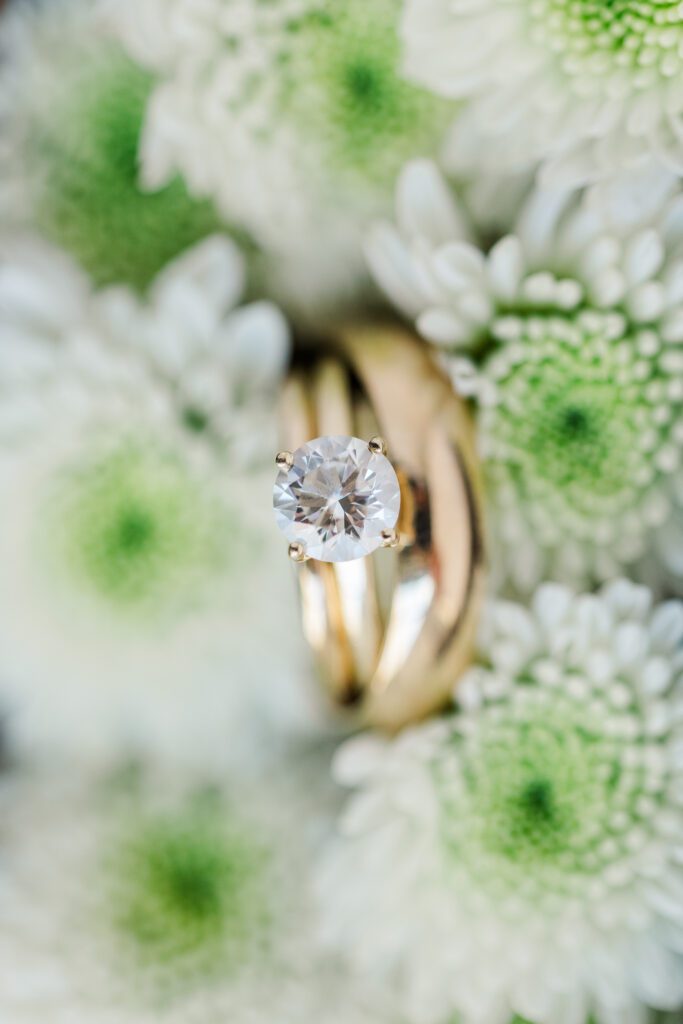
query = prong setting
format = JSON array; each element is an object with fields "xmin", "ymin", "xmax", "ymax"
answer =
[
  {"xmin": 276, "ymin": 450, "xmax": 294, "ymax": 471},
  {"xmin": 368, "ymin": 436, "xmax": 387, "ymax": 456},
  {"xmin": 381, "ymin": 528, "xmax": 399, "ymax": 549},
  {"xmin": 274, "ymin": 435, "xmax": 401, "ymax": 562},
  {"xmin": 288, "ymin": 541, "xmax": 308, "ymax": 563}
]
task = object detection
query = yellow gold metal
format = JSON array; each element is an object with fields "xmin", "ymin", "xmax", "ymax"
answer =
[
  {"xmin": 288, "ymin": 541, "xmax": 308, "ymax": 563},
  {"xmin": 380, "ymin": 528, "xmax": 399, "ymax": 548},
  {"xmin": 277, "ymin": 324, "xmax": 485, "ymax": 731},
  {"xmin": 368, "ymin": 435, "xmax": 387, "ymax": 456},
  {"xmin": 275, "ymin": 450, "xmax": 294, "ymax": 471}
]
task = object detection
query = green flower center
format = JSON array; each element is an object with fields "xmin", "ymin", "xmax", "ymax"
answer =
[
  {"xmin": 527, "ymin": 380, "xmax": 633, "ymax": 498},
  {"xmin": 517, "ymin": 778, "xmax": 557, "ymax": 828},
  {"xmin": 558, "ymin": 404, "xmax": 593, "ymax": 438},
  {"xmin": 484, "ymin": 313, "xmax": 670, "ymax": 533},
  {"xmin": 343, "ymin": 59, "xmax": 385, "ymax": 105},
  {"xmin": 469, "ymin": 715, "xmax": 613, "ymax": 867},
  {"xmin": 28, "ymin": 47, "xmax": 220, "ymax": 289},
  {"xmin": 281, "ymin": 0, "xmax": 448, "ymax": 183},
  {"xmin": 529, "ymin": 0, "xmax": 683, "ymax": 80},
  {"xmin": 110, "ymin": 801, "xmax": 269, "ymax": 979},
  {"xmin": 46, "ymin": 440, "xmax": 230, "ymax": 614},
  {"xmin": 437, "ymin": 689, "xmax": 656, "ymax": 900},
  {"xmin": 181, "ymin": 406, "xmax": 211, "ymax": 435}
]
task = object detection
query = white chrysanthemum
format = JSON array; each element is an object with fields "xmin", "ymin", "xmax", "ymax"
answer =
[
  {"xmin": 0, "ymin": 757, "xmax": 389, "ymax": 1024},
  {"xmin": 0, "ymin": 0, "xmax": 221, "ymax": 290},
  {"xmin": 368, "ymin": 161, "xmax": 683, "ymax": 591},
  {"xmin": 319, "ymin": 580, "xmax": 683, "ymax": 1024},
  {"xmin": 0, "ymin": 236, "xmax": 314, "ymax": 766},
  {"xmin": 108, "ymin": 0, "xmax": 448, "ymax": 314},
  {"xmin": 402, "ymin": 0, "xmax": 683, "ymax": 188}
]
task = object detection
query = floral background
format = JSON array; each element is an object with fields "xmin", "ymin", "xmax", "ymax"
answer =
[{"xmin": 0, "ymin": 1, "xmax": 682, "ymax": 1023}]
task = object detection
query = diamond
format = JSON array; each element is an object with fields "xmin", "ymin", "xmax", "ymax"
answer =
[{"xmin": 273, "ymin": 435, "xmax": 401, "ymax": 563}]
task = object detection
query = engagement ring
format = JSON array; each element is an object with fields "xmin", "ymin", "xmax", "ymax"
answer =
[{"xmin": 273, "ymin": 325, "xmax": 485, "ymax": 731}]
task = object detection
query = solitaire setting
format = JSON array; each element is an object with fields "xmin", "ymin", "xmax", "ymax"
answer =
[
  {"xmin": 272, "ymin": 327, "xmax": 485, "ymax": 728},
  {"xmin": 273, "ymin": 435, "xmax": 401, "ymax": 563}
]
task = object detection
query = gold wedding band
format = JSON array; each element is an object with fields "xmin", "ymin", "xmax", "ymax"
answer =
[{"xmin": 275, "ymin": 324, "xmax": 485, "ymax": 732}]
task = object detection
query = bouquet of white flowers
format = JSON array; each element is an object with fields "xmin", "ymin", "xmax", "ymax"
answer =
[{"xmin": 0, "ymin": 2, "xmax": 681, "ymax": 1023}]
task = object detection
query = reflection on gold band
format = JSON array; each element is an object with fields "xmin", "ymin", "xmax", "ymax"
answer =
[{"xmin": 279, "ymin": 324, "xmax": 485, "ymax": 732}]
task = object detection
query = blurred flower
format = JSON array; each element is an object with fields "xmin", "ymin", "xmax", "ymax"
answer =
[
  {"xmin": 0, "ymin": 236, "xmax": 312, "ymax": 766},
  {"xmin": 0, "ymin": 756, "xmax": 384, "ymax": 1023},
  {"xmin": 402, "ymin": 0, "xmax": 683, "ymax": 188},
  {"xmin": 368, "ymin": 161, "xmax": 683, "ymax": 591},
  {"xmin": 109, "ymin": 0, "xmax": 448, "ymax": 315},
  {"xmin": 0, "ymin": 0, "xmax": 221, "ymax": 290},
  {"xmin": 319, "ymin": 580, "xmax": 683, "ymax": 1024}
]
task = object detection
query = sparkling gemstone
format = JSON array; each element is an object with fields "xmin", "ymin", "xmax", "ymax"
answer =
[{"xmin": 273, "ymin": 435, "xmax": 401, "ymax": 562}]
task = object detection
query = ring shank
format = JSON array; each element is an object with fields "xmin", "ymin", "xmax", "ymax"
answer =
[{"xmin": 279, "ymin": 325, "xmax": 485, "ymax": 731}]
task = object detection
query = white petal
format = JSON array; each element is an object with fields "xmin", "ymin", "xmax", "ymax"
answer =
[
  {"xmin": 590, "ymin": 268, "xmax": 627, "ymax": 307},
  {"xmin": 365, "ymin": 223, "xmax": 427, "ymax": 319},
  {"xmin": 432, "ymin": 242, "xmax": 485, "ymax": 287},
  {"xmin": 624, "ymin": 229, "xmax": 664, "ymax": 286},
  {"xmin": 650, "ymin": 601, "xmax": 683, "ymax": 652},
  {"xmin": 417, "ymin": 307, "xmax": 474, "ymax": 347},
  {"xmin": 222, "ymin": 302, "xmax": 290, "ymax": 392},
  {"xmin": 152, "ymin": 234, "xmax": 245, "ymax": 318},
  {"xmin": 627, "ymin": 281, "xmax": 666, "ymax": 322},
  {"xmin": 663, "ymin": 262, "xmax": 683, "ymax": 306},
  {"xmin": 332, "ymin": 734, "xmax": 390, "ymax": 787},
  {"xmin": 396, "ymin": 159, "xmax": 467, "ymax": 244},
  {"xmin": 486, "ymin": 236, "xmax": 524, "ymax": 301},
  {"xmin": 641, "ymin": 657, "xmax": 674, "ymax": 697},
  {"xmin": 661, "ymin": 309, "xmax": 683, "ymax": 343},
  {"xmin": 516, "ymin": 187, "xmax": 575, "ymax": 264},
  {"xmin": 631, "ymin": 934, "xmax": 683, "ymax": 1008},
  {"xmin": 531, "ymin": 583, "xmax": 573, "ymax": 631}
]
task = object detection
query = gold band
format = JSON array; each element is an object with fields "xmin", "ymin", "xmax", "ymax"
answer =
[{"xmin": 279, "ymin": 324, "xmax": 485, "ymax": 731}]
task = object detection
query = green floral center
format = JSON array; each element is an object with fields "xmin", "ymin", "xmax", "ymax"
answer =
[
  {"xmin": 28, "ymin": 48, "xmax": 220, "ymax": 289},
  {"xmin": 467, "ymin": 714, "xmax": 613, "ymax": 868},
  {"xmin": 438, "ymin": 691, "xmax": 653, "ymax": 898},
  {"xmin": 483, "ymin": 313, "xmax": 670, "ymax": 533},
  {"xmin": 110, "ymin": 800, "xmax": 270, "ymax": 980},
  {"xmin": 281, "ymin": 0, "xmax": 448, "ymax": 183},
  {"xmin": 529, "ymin": 0, "xmax": 683, "ymax": 80},
  {"xmin": 181, "ymin": 406, "xmax": 211, "ymax": 435},
  {"xmin": 517, "ymin": 778, "xmax": 557, "ymax": 829},
  {"xmin": 526, "ymin": 379, "xmax": 634, "ymax": 499},
  {"xmin": 46, "ymin": 439, "xmax": 229, "ymax": 614},
  {"xmin": 558, "ymin": 404, "xmax": 593, "ymax": 438}
]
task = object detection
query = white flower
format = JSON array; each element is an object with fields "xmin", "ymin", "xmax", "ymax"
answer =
[
  {"xmin": 0, "ymin": 0, "xmax": 222, "ymax": 290},
  {"xmin": 0, "ymin": 756, "xmax": 389, "ymax": 1024},
  {"xmin": 0, "ymin": 236, "xmax": 313, "ymax": 766},
  {"xmin": 319, "ymin": 580, "xmax": 683, "ymax": 1024},
  {"xmin": 368, "ymin": 161, "xmax": 683, "ymax": 592},
  {"xmin": 402, "ymin": 0, "xmax": 683, "ymax": 188},
  {"xmin": 108, "ymin": 0, "xmax": 448, "ymax": 315}
]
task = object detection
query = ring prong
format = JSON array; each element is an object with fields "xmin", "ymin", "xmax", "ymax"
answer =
[
  {"xmin": 288, "ymin": 541, "xmax": 308, "ymax": 563},
  {"xmin": 276, "ymin": 450, "xmax": 294, "ymax": 471},
  {"xmin": 380, "ymin": 528, "xmax": 399, "ymax": 549},
  {"xmin": 368, "ymin": 436, "xmax": 387, "ymax": 456}
]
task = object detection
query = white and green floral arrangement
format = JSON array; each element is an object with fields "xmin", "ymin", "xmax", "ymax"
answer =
[{"xmin": 0, "ymin": 0, "xmax": 682, "ymax": 1023}]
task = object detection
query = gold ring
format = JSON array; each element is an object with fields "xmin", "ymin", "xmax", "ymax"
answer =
[{"xmin": 273, "ymin": 324, "xmax": 485, "ymax": 732}]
